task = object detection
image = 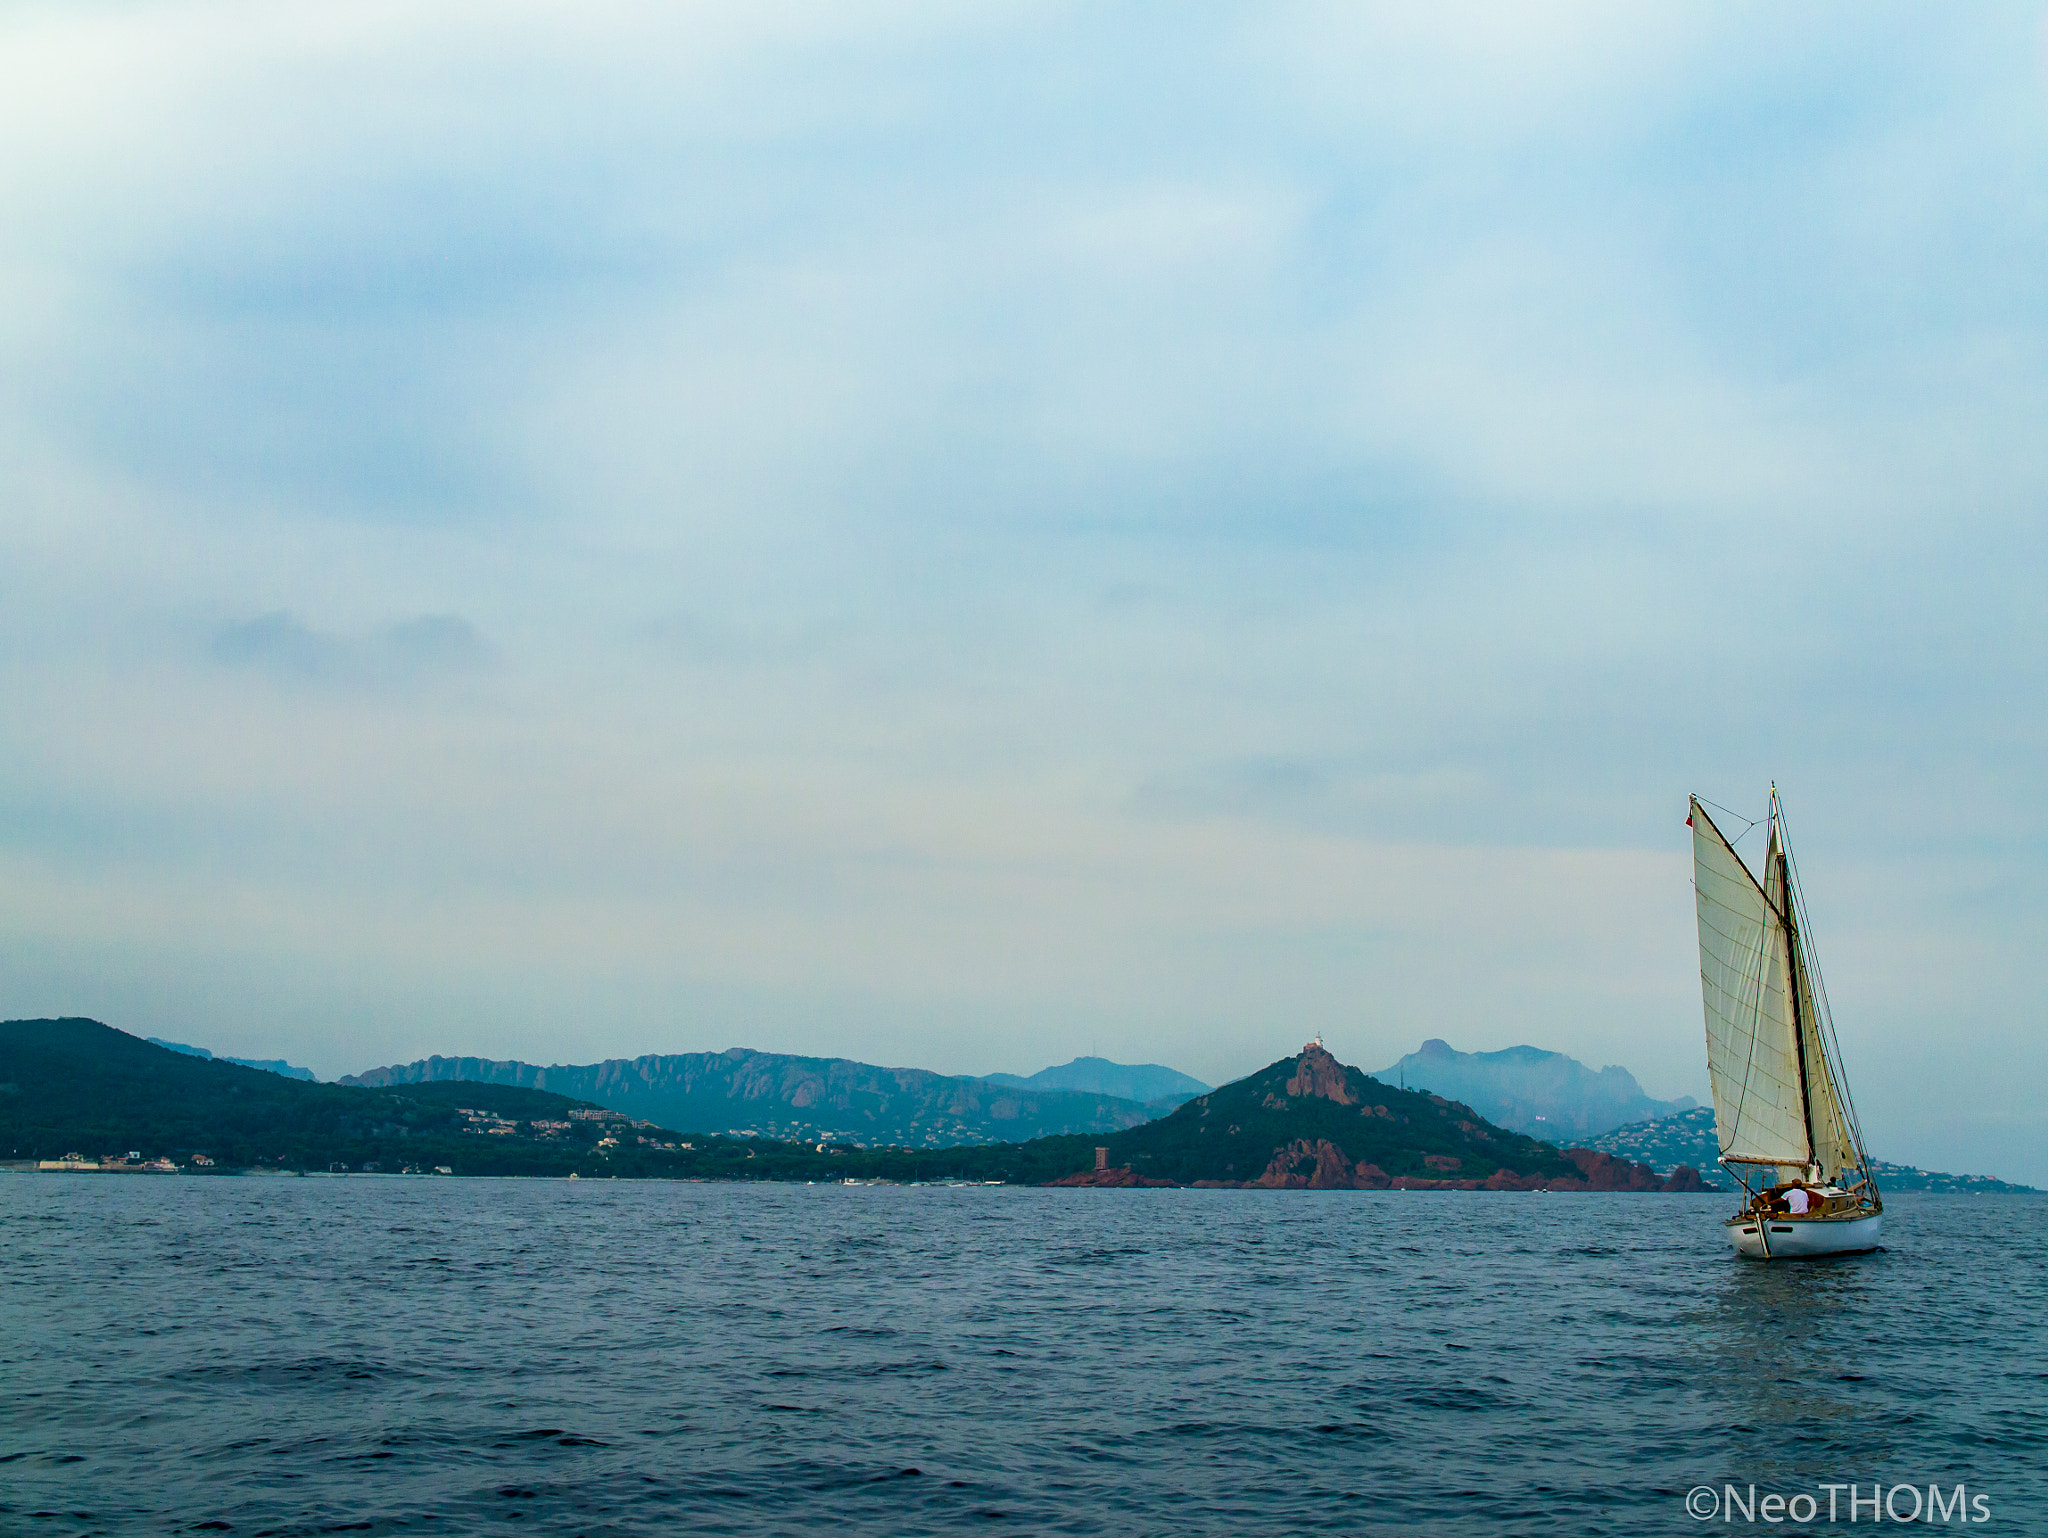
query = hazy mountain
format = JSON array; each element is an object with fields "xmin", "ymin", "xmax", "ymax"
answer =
[
  {"xmin": 1585, "ymin": 1106, "xmax": 2035, "ymax": 1192},
  {"xmin": 981, "ymin": 1056, "xmax": 1208, "ymax": 1108},
  {"xmin": 342, "ymin": 1047, "xmax": 1159, "ymax": 1147},
  {"xmin": 1371, "ymin": 1039, "xmax": 1695, "ymax": 1140},
  {"xmin": 147, "ymin": 1037, "xmax": 318, "ymax": 1081}
]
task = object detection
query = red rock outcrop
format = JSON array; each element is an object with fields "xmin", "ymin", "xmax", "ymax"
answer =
[
  {"xmin": 1056, "ymin": 1147, "xmax": 1703, "ymax": 1193},
  {"xmin": 1562, "ymin": 1148, "xmax": 1661, "ymax": 1190},
  {"xmin": 1046, "ymin": 1165, "xmax": 1178, "ymax": 1187},
  {"xmin": 1246, "ymin": 1138, "xmax": 1409, "ymax": 1190},
  {"xmin": 1284, "ymin": 1043, "xmax": 1358, "ymax": 1105},
  {"xmin": 1251, "ymin": 1138, "xmax": 1346, "ymax": 1188},
  {"xmin": 1552, "ymin": 1148, "xmax": 1703, "ymax": 1192}
]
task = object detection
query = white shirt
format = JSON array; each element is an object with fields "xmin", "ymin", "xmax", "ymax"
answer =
[{"xmin": 1785, "ymin": 1187, "xmax": 1811, "ymax": 1214}]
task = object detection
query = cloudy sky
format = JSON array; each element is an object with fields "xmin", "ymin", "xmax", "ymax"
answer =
[{"xmin": 4, "ymin": 1, "xmax": 2044, "ymax": 1181}]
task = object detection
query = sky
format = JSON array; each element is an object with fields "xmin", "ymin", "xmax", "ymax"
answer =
[{"xmin": 3, "ymin": 1, "xmax": 2045, "ymax": 1183}]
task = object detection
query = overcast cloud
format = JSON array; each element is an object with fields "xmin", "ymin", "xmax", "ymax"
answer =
[{"xmin": 4, "ymin": 1, "xmax": 2045, "ymax": 1181}]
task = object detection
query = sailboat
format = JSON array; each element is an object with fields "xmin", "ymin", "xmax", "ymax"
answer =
[{"xmin": 1690, "ymin": 787, "xmax": 1882, "ymax": 1259}]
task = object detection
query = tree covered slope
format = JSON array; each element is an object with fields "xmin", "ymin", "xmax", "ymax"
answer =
[{"xmin": 342, "ymin": 1047, "xmax": 1158, "ymax": 1147}]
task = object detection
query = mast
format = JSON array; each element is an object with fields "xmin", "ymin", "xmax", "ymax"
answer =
[
  {"xmin": 1780, "ymin": 852, "xmax": 1820, "ymax": 1177},
  {"xmin": 1772, "ymin": 785, "xmax": 1820, "ymax": 1181}
]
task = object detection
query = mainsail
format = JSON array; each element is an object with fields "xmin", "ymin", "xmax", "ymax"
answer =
[{"xmin": 1691, "ymin": 800, "xmax": 1810, "ymax": 1169}]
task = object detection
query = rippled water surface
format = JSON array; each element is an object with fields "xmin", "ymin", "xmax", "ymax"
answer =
[{"xmin": 2, "ymin": 1180, "xmax": 2042, "ymax": 1535}]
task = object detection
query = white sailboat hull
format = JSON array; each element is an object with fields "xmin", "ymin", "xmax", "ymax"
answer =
[{"xmin": 1727, "ymin": 1210, "xmax": 1882, "ymax": 1260}]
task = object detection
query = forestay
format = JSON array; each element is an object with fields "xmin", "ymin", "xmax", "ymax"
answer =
[{"xmin": 1769, "ymin": 845, "xmax": 1863, "ymax": 1183}]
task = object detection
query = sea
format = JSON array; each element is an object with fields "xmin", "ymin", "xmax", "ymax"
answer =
[{"xmin": 2, "ymin": 1180, "xmax": 2041, "ymax": 1536}]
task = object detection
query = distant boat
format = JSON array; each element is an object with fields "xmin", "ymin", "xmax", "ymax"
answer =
[{"xmin": 1690, "ymin": 788, "xmax": 1882, "ymax": 1259}]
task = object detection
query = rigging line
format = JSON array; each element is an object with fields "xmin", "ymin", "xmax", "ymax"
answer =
[
  {"xmin": 1696, "ymin": 797, "xmax": 1762, "ymax": 842},
  {"xmin": 1798, "ymin": 961, "xmax": 1862, "ymax": 1179},
  {"xmin": 1703, "ymin": 798, "xmax": 1769, "ymax": 860},
  {"xmin": 1781, "ymin": 823, "xmax": 1875, "ymax": 1181},
  {"xmin": 1791, "ymin": 876, "xmax": 1874, "ymax": 1199}
]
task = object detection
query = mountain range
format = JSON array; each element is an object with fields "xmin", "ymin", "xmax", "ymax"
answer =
[
  {"xmin": 18, "ymin": 1018, "xmax": 2030, "ymax": 1190},
  {"xmin": 1373, "ymin": 1039, "xmax": 1696, "ymax": 1139},
  {"xmin": 341, "ymin": 1048, "xmax": 1165, "ymax": 1147},
  {"xmin": 2, "ymin": 1020, "xmax": 1707, "ymax": 1190},
  {"xmin": 156, "ymin": 1032, "xmax": 1700, "ymax": 1151}
]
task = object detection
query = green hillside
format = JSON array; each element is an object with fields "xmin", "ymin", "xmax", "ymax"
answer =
[
  {"xmin": 0, "ymin": 1020, "xmax": 792, "ymax": 1177},
  {"xmin": 0, "ymin": 1019, "xmax": 1124, "ymax": 1181},
  {"xmin": 3, "ymin": 1022, "xmax": 1705, "ymax": 1190}
]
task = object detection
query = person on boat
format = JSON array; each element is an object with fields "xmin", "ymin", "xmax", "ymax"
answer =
[{"xmin": 1757, "ymin": 1182, "xmax": 1813, "ymax": 1215}]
